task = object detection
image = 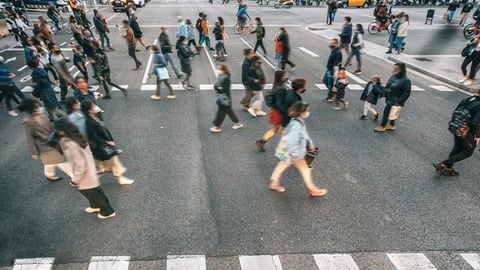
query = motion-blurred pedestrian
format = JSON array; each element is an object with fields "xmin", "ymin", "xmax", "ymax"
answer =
[
  {"xmin": 176, "ymin": 36, "xmax": 195, "ymax": 90},
  {"xmin": 149, "ymin": 45, "xmax": 175, "ymax": 100},
  {"xmin": 277, "ymin": 27, "xmax": 296, "ymax": 71},
  {"xmin": 343, "ymin": 23, "xmax": 364, "ymax": 75},
  {"xmin": 247, "ymin": 56, "xmax": 267, "ymax": 117},
  {"xmin": 322, "ymin": 39, "xmax": 342, "ymax": 103},
  {"xmin": 121, "ymin": 20, "xmax": 142, "ymax": 70}
]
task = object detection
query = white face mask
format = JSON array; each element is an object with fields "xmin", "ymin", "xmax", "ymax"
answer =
[
  {"xmin": 37, "ymin": 106, "xmax": 46, "ymax": 115},
  {"xmin": 304, "ymin": 112, "xmax": 310, "ymax": 118},
  {"xmin": 74, "ymin": 103, "xmax": 80, "ymax": 110}
]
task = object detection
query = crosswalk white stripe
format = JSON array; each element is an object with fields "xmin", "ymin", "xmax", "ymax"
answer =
[
  {"xmin": 87, "ymin": 256, "xmax": 130, "ymax": 270},
  {"xmin": 110, "ymin": 85, "xmax": 128, "ymax": 92},
  {"xmin": 13, "ymin": 258, "xmax": 55, "ymax": 270},
  {"xmin": 430, "ymin": 85, "xmax": 455, "ymax": 92},
  {"xmin": 387, "ymin": 253, "xmax": 437, "ymax": 270},
  {"xmin": 17, "ymin": 65, "xmax": 28, "ymax": 72},
  {"xmin": 348, "ymin": 84, "xmax": 364, "ymax": 90},
  {"xmin": 345, "ymin": 71, "xmax": 367, "ymax": 84},
  {"xmin": 460, "ymin": 253, "xmax": 480, "ymax": 269},
  {"xmin": 412, "ymin": 85, "xmax": 426, "ymax": 91},
  {"xmin": 141, "ymin": 84, "xmax": 187, "ymax": 91},
  {"xmin": 298, "ymin": 47, "xmax": 319, "ymax": 58},
  {"xmin": 313, "ymin": 254, "xmax": 360, "ymax": 270},
  {"xmin": 166, "ymin": 255, "xmax": 206, "ymax": 270},
  {"xmin": 314, "ymin": 83, "xmax": 328, "ymax": 90},
  {"xmin": 239, "ymin": 255, "xmax": 284, "ymax": 270}
]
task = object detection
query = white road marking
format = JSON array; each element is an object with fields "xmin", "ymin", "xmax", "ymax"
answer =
[
  {"xmin": 20, "ymin": 75, "xmax": 32, "ymax": 83},
  {"xmin": 412, "ymin": 85, "xmax": 426, "ymax": 91},
  {"xmin": 141, "ymin": 84, "xmax": 186, "ymax": 91},
  {"xmin": 239, "ymin": 255, "xmax": 283, "ymax": 270},
  {"xmin": 460, "ymin": 253, "xmax": 480, "ymax": 269},
  {"xmin": 430, "ymin": 85, "xmax": 455, "ymax": 92},
  {"xmin": 60, "ymin": 42, "xmax": 68, "ymax": 46},
  {"xmin": 313, "ymin": 254, "xmax": 360, "ymax": 270},
  {"xmin": 140, "ymin": 24, "xmax": 303, "ymax": 28},
  {"xmin": 240, "ymin": 37, "xmax": 276, "ymax": 70},
  {"xmin": 348, "ymin": 84, "xmax": 364, "ymax": 91},
  {"xmin": 198, "ymin": 83, "xmax": 273, "ymax": 91},
  {"xmin": 166, "ymin": 255, "xmax": 206, "ymax": 270},
  {"xmin": 315, "ymin": 83, "xmax": 328, "ymax": 90},
  {"xmin": 110, "ymin": 85, "xmax": 128, "ymax": 92},
  {"xmin": 345, "ymin": 71, "xmax": 367, "ymax": 84},
  {"xmin": 13, "ymin": 257, "xmax": 55, "ymax": 270},
  {"xmin": 142, "ymin": 39, "xmax": 158, "ymax": 84},
  {"xmin": 203, "ymin": 43, "xmax": 219, "ymax": 77},
  {"xmin": 18, "ymin": 65, "xmax": 28, "ymax": 72},
  {"xmin": 4, "ymin": 57, "xmax": 16, "ymax": 64},
  {"xmin": 387, "ymin": 253, "xmax": 437, "ymax": 270},
  {"xmin": 298, "ymin": 47, "xmax": 319, "ymax": 57},
  {"xmin": 87, "ymin": 256, "xmax": 130, "ymax": 270}
]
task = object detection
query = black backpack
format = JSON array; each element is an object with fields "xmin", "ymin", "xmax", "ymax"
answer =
[
  {"xmin": 259, "ymin": 26, "xmax": 265, "ymax": 38},
  {"xmin": 195, "ymin": 18, "xmax": 202, "ymax": 32},
  {"xmin": 265, "ymin": 88, "xmax": 276, "ymax": 107},
  {"xmin": 448, "ymin": 96, "xmax": 480, "ymax": 137},
  {"xmin": 265, "ymin": 86, "xmax": 288, "ymax": 108}
]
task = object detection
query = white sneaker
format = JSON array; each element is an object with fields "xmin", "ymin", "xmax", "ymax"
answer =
[
  {"xmin": 85, "ymin": 207, "xmax": 100, "ymax": 213},
  {"xmin": 247, "ymin": 107, "xmax": 257, "ymax": 117},
  {"xmin": 118, "ymin": 177, "xmax": 134, "ymax": 185},
  {"xmin": 290, "ymin": 66, "xmax": 297, "ymax": 72},
  {"xmin": 464, "ymin": 80, "xmax": 473, "ymax": 86},
  {"xmin": 213, "ymin": 54, "xmax": 218, "ymax": 57},
  {"xmin": 256, "ymin": 110, "xmax": 267, "ymax": 116},
  {"xmin": 459, "ymin": 77, "xmax": 468, "ymax": 83},
  {"xmin": 150, "ymin": 95, "xmax": 161, "ymax": 100},
  {"xmin": 232, "ymin": 122, "xmax": 244, "ymax": 130},
  {"xmin": 97, "ymin": 212, "xmax": 116, "ymax": 219},
  {"xmin": 8, "ymin": 110, "xmax": 18, "ymax": 117},
  {"xmin": 167, "ymin": 95, "xmax": 176, "ymax": 99},
  {"xmin": 210, "ymin": 126, "xmax": 222, "ymax": 133}
]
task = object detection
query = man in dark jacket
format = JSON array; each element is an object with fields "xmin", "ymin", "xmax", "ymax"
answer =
[
  {"xmin": 280, "ymin": 77, "xmax": 307, "ymax": 127},
  {"xmin": 434, "ymin": 91, "xmax": 480, "ymax": 176},
  {"xmin": 326, "ymin": 0, "xmax": 337, "ymax": 25},
  {"xmin": 93, "ymin": 10, "xmax": 113, "ymax": 51},
  {"xmin": 375, "ymin": 62, "xmax": 411, "ymax": 132},
  {"xmin": 159, "ymin": 26, "xmax": 182, "ymax": 78},
  {"xmin": 338, "ymin": 16, "xmax": 352, "ymax": 55},
  {"xmin": 92, "ymin": 41, "xmax": 128, "ymax": 99},
  {"xmin": 129, "ymin": 15, "xmax": 147, "ymax": 49},
  {"xmin": 240, "ymin": 48, "xmax": 256, "ymax": 111},
  {"xmin": 322, "ymin": 39, "xmax": 343, "ymax": 102}
]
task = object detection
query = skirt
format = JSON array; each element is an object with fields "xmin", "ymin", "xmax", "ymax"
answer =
[{"xmin": 269, "ymin": 108, "xmax": 282, "ymax": 126}]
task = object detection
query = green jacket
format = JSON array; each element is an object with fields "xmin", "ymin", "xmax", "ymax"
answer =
[{"xmin": 251, "ymin": 23, "xmax": 265, "ymax": 40}]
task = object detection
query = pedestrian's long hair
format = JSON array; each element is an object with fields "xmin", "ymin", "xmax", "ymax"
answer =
[
  {"xmin": 218, "ymin": 64, "xmax": 231, "ymax": 76},
  {"xmin": 272, "ymin": 70, "xmax": 287, "ymax": 91},
  {"xmin": 54, "ymin": 118, "xmax": 88, "ymax": 149},
  {"xmin": 356, "ymin": 24, "xmax": 364, "ymax": 35}
]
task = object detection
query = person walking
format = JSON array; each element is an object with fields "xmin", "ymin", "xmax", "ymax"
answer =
[
  {"xmin": 212, "ymin": 20, "xmax": 226, "ymax": 61},
  {"xmin": 385, "ymin": 12, "xmax": 403, "ymax": 54},
  {"xmin": 176, "ymin": 16, "xmax": 187, "ymax": 40},
  {"xmin": 121, "ymin": 19, "xmax": 142, "ymax": 70},
  {"xmin": 49, "ymin": 43, "xmax": 75, "ymax": 102},
  {"xmin": 251, "ymin": 17, "xmax": 267, "ymax": 56},
  {"xmin": 92, "ymin": 41, "xmax": 128, "ymax": 99},
  {"xmin": 199, "ymin": 14, "xmax": 214, "ymax": 51},
  {"xmin": 374, "ymin": 62, "xmax": 411, "ymax": 132},
  {"xmin": 460, "ymin": 1, "xmax": 475, "ymax": 26},
  {"xmin": 176, "ymin": 36, "xmax": 195, "ymax": 90},
  {"xmin": 129, "ymin": 14, "xmax": 147, "ymax": 50},
  {"xmin": 274, "ymin": 33, "xmax": 283, "ymax": 69},
  {"xmin": 19, "ymin": 98, "xmax": 72, "ymax": 181},
  {"xmin": 280, "ymin": 77, "xmax": 307, "ymax": 127},
  {"xmin": 47, "ymin": 2, "xmax": 62, "ymax": 31},
  {"xmin": 149, "ymin": 45, "xmax": 175, "ymax": 100},
  {"xmin": 322, "ymin": 39, "xmax": 343, "ymax": 103},
  {"xmin": 332, "ymin": 69, "xmax": 349, "ymax": 110},
  {"xmin": 210, "ymin": 64, "xmax": 244, "ymax": 132},
  {"xmin": 39, "ymin": 16, "xmax": 54, "ymax": 45},
  {"xmin": 79, "ymin": 9, "xmax": 95, "ymax": 39},
  {"xmin": 70, "ymin": 15, "xmax": 84, "ymax": 45},
  {"xmin": 446, "ymin": 0, "xmax": 460, "ymax": 24},
  {"xmin": 277, "ymin": 27, "xmax": 296, "ymax": 71},
  {"xmin": 395, "ymin": 14, "xmax": 409, "ymax": 54},
  {"xmin": 247, "ymin": 56, "xmax": 267, "ymax": 117},
  {"xmin": 186, "ymin": 19, "xmax": 200, "ymax": 54},
  {"xmin": 240, "ymin": 48, "xmax": 256, "ymax": 111},
  {"xmin": 73, "ymin": 45, "xmax": 89, "ymax": 82},
  {"xmin": 159, "ymin": 26, "xmax": 182, "ymax": 78},
  {"xmin": 0, "ymin": 57, "xmax": 23, "ymax": 116},
  {"xmin": 270, "ymin": 101, "xmax": 328, "ymax": 197},
  {"xmin": 359, "ymin": 75, "xmax": 382, "ymax": 120},
  {"xmin": 80, "ymin": 99, "xmax": 134, "ymax": 185},
  {"xmin": 54, "ymin": 118, "xmax": 116, "ymax": 219},
  {"xmin": 195, "ymin": 12, "xmax": 205, "ymax": 47},
  {"xmin": 326, "ymin": 0, "xmax": 337, "ymax": 25},
  {"xmin": 433, "ymin": 91, "xmax": 480, "ymax": 176},
  {"xmin": 93, "ymin": 10, "xmax": 113, "ymax": 51},
  {"xmin": 255, "ymin": 70, "xmax": 289, "ymax": 152},
  {"xmin": 338, "ymin": 17, "xmax": 353, "ymax": 57},
  {"xmin": 460, "ymin": 34, "xmax": 480, "ymax": 86},
  {"xmin": 82, "ymin": 29, "xmax": 98, "ymax": 79},
  {"xmin": 343, "ymin": 23, "xmax": 364, "ymax": 75}
]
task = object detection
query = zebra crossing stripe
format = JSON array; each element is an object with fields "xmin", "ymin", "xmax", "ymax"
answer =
[
  {"xmin": 141, "ymin": 84, "xmax": 187, "ymax": 91},
  {"xmin": 314, "ymin": 84, "xmax": 328, "ymax": 90},
  {"xmin": 430, "ymin": 85, "xmax": 455, "ymax": 92},
  {"xmin": 166, "ymin": 255, "xmax": 206, "ymax": 270},
  {"xmin": 110, "ymin": 85, "xmax": 128, "ymax": 92},
  {"xmin": 460, "ymin": 253, "xmax": 480, "ymax": 269},
  {"xmin": 412, "ymin": 85, "xmax": 426, "ymax": 91},
  {"xmin": 199, "ymin": 84, "xmax": 274, "ymax": 91},
  {"xmin": 387, "ymin": 253, "xmax": 437, "ymax": 270},
  {"xmin": 313, "ymin": 254, "xmax": 360, "ymax": 270},
  {"xmin": 348, "ymin": 84, "xmax": 364, "ymax": 91},
  {"xmin": 13, "ymin": 258, "xmax": 55, "ymax": 270},
  {"xmin": 87, "ymin": 256, "xmax": 130, "ymax": 270},
  {"xmin": 239, "ymin": 255, "xmax": 283, "ymax": 270}
]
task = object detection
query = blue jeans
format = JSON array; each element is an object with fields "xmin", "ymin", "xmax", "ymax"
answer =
[
  {"xmin": 395, "ymin": 36, "xmax": 405, "ymax": 53},
  {"xmin": 322, "ymin": 69, "xmax": 334, "ymax": 99},
  {"xmin": 164, "ymin": 53, "xmax": 180, "ymax": 77},
  {"xmin": 447, "ymin": 10, "xmax": 455, "ymax": 23},
  {"xmin": 388, "ymin": 33, "xmax": 397, "ymax": 51},
  {"xmin": 99, "ymin": 32, "xmax": 111, "ymax": 49},
  {"xmin": 344, "ymin": 47, "xmax": 362, "ymax": 70},
  {"xmin": 198, "ymin": 32, "xmax": 205, "ymax": 46}
]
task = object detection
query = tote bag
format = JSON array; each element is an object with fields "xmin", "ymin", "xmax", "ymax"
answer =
[
  {"xmin": 388, "ymin": 105, "xmax": 402, "ymax": 120},
  {"xmin": 155, "ymin": 66, "xmax": 170, "ymax": 80}
]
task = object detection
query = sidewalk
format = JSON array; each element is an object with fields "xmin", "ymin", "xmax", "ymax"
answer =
[
  {"xmin": 308, "ymin": 23, "xmax": 478, "ymax": 94},
  {"xmin": 0, "ymin": 34, "xmax": 20, "ymax": 51}
]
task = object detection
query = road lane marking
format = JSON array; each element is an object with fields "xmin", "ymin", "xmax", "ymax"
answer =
[
  {"xmin": 142, "ymin": 39, "xmax": 158, "ymax": 84},
  {"xmin": 13, "ymin": 257, "xmax": 55, "ymax": 270},
  {"xmin": 166, "ymin": 255, "xmax": 206, "ymax": 270},
  {"xmin": 20, "ymin": 75, "xmax": 32, "ymax": 83},
  {"xmin": 4, "ymin": 57, "xmax": 16, "ymax": 64},
  {"xmin": 240, "ymin": 37, "xmax": 276, "ymax": 70},
  {"xmin": 313, "ymin": 254, "xmax": 360, "ymax": 270},
  {"xmin": 298, "ymin": 47, "xmax": 319, "ymax": 57},
  {"xmin": 198, "ymin": 83, "xmax": 273, "ymax": 91},
  {"xmin": 88, "ymin": 256, "xmax": 130, "ymax": 270},
  {"xmin": 141, "ymin": 84, "xmax": 186, "ymax": 91},
  {"xmin": 315, "ymin": 84, "xmax": 328, "ymax": 90},
  {"xmin": 348, "ymin": 84, "xmax": 363, "ymax": 91},
  {"xmin": 18, "ymin": 65, "xmax": 28, "ymax": 72},
  {"xmin": 141, "ymin": 24, "xmax": 304, "ymax": 28},
  {"xmin": 203, "ymin": 43, "xmax": 218, "ymax": 77},
  {"xmin": 460, "ymin": 253, "xmax": 480, "ymax": 269},
  {"xmin": 110, "ymin": 85, "xmax": 128, "ymax": 92},
  {"xmin": 239, "ymin": 255, "xmax": 283, "ymax": 270},
  {"xmin": 387, "ymin": 253, "xmax": 437, "ymax": 270},
  {"xmin": 430, "ymin": 85, "xmax": 455, "ymax": 92},
  {"xmin": 60, "ymin": 42, "xmax": 68, "ymax": 46},
  {"xmin": 412, "ymin": 85, "xmax": 425, "ymax": 91},
  {"xmin": 345, "ymin": 71, "xmax": 367, "ymax": 84}
]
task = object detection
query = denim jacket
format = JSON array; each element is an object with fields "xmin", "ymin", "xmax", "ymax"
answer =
[{"xmin": 276, "ymin": 118, "xmax": 313, "ymax": 162}]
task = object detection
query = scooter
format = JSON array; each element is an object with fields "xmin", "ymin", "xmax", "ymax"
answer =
[{"xmin": 274, "ymin": 0, "xmax": 294, "ymax": 8}]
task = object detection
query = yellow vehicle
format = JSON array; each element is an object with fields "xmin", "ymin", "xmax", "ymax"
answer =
[{"xmin": 337, "ymin": 0, "xmax": 372, "ymax": 8}]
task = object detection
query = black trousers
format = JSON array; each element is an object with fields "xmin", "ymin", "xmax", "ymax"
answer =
[
  {"xmin": 100, "ymin": 70, "xmax": 127, "ymax": 94},
  {"xmin": 0, "ymin": 84, "xmax": 20, "ymax": 110},
  {"xmin": 461, "ymin": 51, "xmax": 480, "ymax": 79},
  {"xmin": 380, "ymin": 103, "xmax": 396, "ymax": 127},
  {"xmin": 443, "ymin": 133, "xmax": 476, "ymax": 168},
  {"xmin": 213, "ymin": 105, "xmax": 239, "ymax": 127},
  {"xmin": 254, "ymin": 39, "xmax": 267, "ymax": 55},
  {"xmin": 128, "ymin": 45, "xmax": 142, "ymax": 67},
  {"xmin": 78, "ymin": 187, "xmax": 114, "ymax": 216},
  {"xmin": 280, "ymin": 50, "xmax": 295, "ymax": 70}
]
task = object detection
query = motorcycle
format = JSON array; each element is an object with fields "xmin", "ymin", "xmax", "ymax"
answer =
[{"xmin": 274, "ymin": 0, "xmax": 294, "ymax": 8}]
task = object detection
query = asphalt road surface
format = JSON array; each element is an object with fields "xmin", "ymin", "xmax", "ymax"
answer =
[{"xmin": 0, "ymin": 1, "xmax": 479, "ymax": 269}]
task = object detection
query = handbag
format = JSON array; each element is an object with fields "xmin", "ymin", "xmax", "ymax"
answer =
[
  {"xmin": 388, "ymin": 105, "xmax": 402, "ymax": 120},
  {"xmin": 215, "ymin": 92, "xmax": 231, "ymax": 107},
  {"xmin": 443, "ymin": 12, "xmax": 448, "ymax": 20},
  {"xmin": 155, "ymin": 66, "xmax": 170, "ymax": 80},
  {"xmin": 305, "ymin": 147, "xmax": 318, "ymax": 166},
  {"xmin": 92, "ymin": 144, "xmax": 122, "ymax": 161},
  {"xmin": 461, "ymin": 44, "xmax": 474, "ymax": 57}
]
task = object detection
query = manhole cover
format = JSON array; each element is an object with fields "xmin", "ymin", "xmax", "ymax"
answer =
[{"xmin": 414, "ymin": 57, "xmax": 432, "ymax": 62}]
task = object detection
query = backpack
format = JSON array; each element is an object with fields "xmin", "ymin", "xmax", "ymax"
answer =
[
  {"xmin": 265, "ymin": 89, "xmax": 275, "ymax": 107},
  {"xmin": 259, "ymin": 26, "xmax": 265, "ymax": 38},
  {"xmin": 265, "ymin": 85, "xmax": 287, "ymax": 108},
  {"xmin": 195, "ymin": 18, "xmax": 202, "ymax": 32},
  {"xmin": 448, "ymin": 96, "xmax": 480, "ymax": 137}
]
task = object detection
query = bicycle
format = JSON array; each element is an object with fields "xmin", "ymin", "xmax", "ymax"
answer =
[
  {"xmin": 367, "ymin": 17, "xmax": 392, "ymax": 34},
  {"xmin": 233, "ymin": 18, "xmax": 252, "ymax": 34},
  {"xmin": 463, "ymin": 22, "xmax": 479, "ymax": 40}
]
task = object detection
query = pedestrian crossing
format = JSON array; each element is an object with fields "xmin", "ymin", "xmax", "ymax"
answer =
[{"xmin": 9, "ymin": 252, "xmax": 480, "ymax": 269}]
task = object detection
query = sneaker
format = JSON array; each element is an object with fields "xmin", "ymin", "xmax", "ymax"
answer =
[
  {"xmin": 332, "ymin": 106, "xmax": 341, "ymax": 110},
  {"xmin": 385, "ymin": 50, "xmax": 392, "ymax": 54},
  {"xmin": 108, "ymin": 47, "xmax": 115, "ymax": 51},
  {"xmin": 348, "ymin": 61, "xmax": 353, "ymax": 66},
  {"xmin": 242, "ymin": 105, "xmax": 249, "ymax": 111},
  {"xmin": 85, "ymin": 207, "xmax": 100, "ymax": 213},
  {"xmin": 118, "ymin": 177, "xmax": 134, "ymax": 185},
  {"xmin": 232, "ymin": 122, "xmax": 244, "ymax": 130},
  {"xmin": 181, "ymin": 81, "xmax": 187, "ymax": 89},
  {"xmin": 375, "ymin": 112, "xmax": 380, "ymax": 120},
  {"xmin": 97, "ymin": 212, "xmax": 116, "ymax": 219},
  {"xmin": 459, "ymin": 76, "xmax": 468, "ymax": 83},
  {"xmin": 359, "ymin": 115, "xmax": 367, "ymax": 120},
  {"xmin": 323, "ymin": 98, "xmax": 334, "ymax": 103},
  {"xmin": 255, "ymin": 140, "xmax": 266, "ymax": 152},
  {"xmin": 213, "ymin": 54, "xmax": 218, "ymax": 57},
  {"xmin": 464, "ymin": 79, "xmax": 473, "ymax": 86},
  {"xmin": 290, "ymin": 66, "xmax": 297, "ymax": 72},
  {"xmin": 385, "ymin": 124, "xmax": 396, "ymax": 130},
  {"xmin": 150, "ymin": 95, "xmax": 161, "ymax": 100},
  {"xmin": 256, "ymin": 110, "xmax": 267, "ymax": 116},
  {"xmin": 433, "ymin": 162, "xmax": 446, "ymax": 176},
  {"xmin": 103, "ymin": 94, "xmax": 112, "ymax": 99},
  {"xmin": 247, "ymin": 107, "xmax": 257, "ymax": 117},
  {"xmin": 444, "ymin": 167, "xmax": 459, "ymax": 176},
  {"xmin": 343, "ymin": 101, "xmax": 349, "ymax": 110},
  {"xmin": 210, "ymin": 126, "xmax": 222, "ymax": 133},
  {"xmin": 167, "ymin": 95, "xmax": 176, "ymax": 99},
  {"xmin": 354, "ymin": 70, "xmax": 362, "ymax": 75},
  {"xmin": 224, "ymin": 54, "xmax": 228, "ymax": 57},
  {"xmin": 269, "ymin": 183, "xmax": 286, "ymax": 192},
  {"xmin": 209, "ymin": 47, "xmax": 215, "ymax": 51},
  {"xmin": 45, "ymin": 176, "xmax": 63, "ymax": 181},
  {"xmin": 374, "ymin": 126, "xmax": 386, "ymax": 132},
  {"xmin": 8, "ymin": 110, "xmax": 18, "ymax": 117},
  {"xmin": 309, "ymin": 188, "xmax": 327, "ymax": 196},
  {"xmin": 186, "ymin": 85, "xmax": 195, "ymax": 90}
]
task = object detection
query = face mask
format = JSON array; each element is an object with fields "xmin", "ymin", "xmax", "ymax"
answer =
[
  {"xmin": 393, "ymin": 69, "xmax": 399, "ymax": 74},
  {"xmin": 329, "ymin": 45, "xmax": 336, "ymax": 49},
  {"xmin": 37, "ymin": 106, "xmax": 45, "ymax": 115},
  {"xmin": 77, "ymin": 82, "xmax": 88, "ymax": 91},
  {"xmin": 304, "ymin": 112, "xmax": 310, "ymax": 118},
  {"xmin": 74, "ymin": 103, "xmax": 80, "ymax": 110}
]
